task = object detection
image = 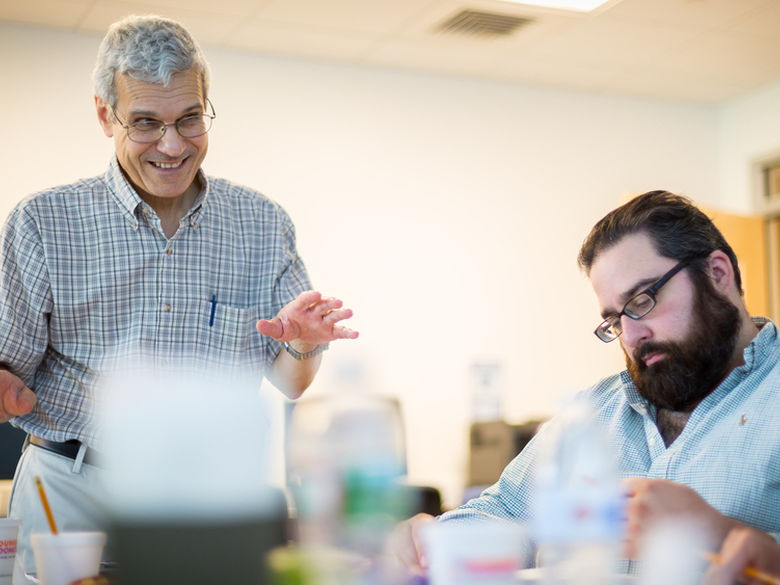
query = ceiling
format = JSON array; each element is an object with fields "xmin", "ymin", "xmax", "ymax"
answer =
[{"xmin": 3, "ymin": 0, "xmax": 780, "ymax": 103}]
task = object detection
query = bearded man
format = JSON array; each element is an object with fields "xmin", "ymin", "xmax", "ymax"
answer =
[{"xmin": 391, "ymin": 190, "xmax": 780, "ymax": 573}]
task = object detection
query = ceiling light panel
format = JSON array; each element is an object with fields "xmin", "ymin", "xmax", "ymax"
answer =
[{"xmin": 495, "ymin": 0, "xmax": 618, "ymax": 13}]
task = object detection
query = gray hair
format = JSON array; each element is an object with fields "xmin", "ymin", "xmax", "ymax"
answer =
[{"xmin": 93, "ymin": 15, "xmax": 210, "ymax": 107}]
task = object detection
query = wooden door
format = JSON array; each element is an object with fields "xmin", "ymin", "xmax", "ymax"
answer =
[{"xmin": 706, "ymin": 208, "xmax": 770, "ymax": 318}]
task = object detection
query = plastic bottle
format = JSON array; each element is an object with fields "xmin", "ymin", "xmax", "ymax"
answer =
[
  {"xmin": 530, "ymin": 395, "xmax": 624, "ymax": 585},
  {"xmin": 285, "ymin": 363, "xmax": 409, "ymax": 584}
]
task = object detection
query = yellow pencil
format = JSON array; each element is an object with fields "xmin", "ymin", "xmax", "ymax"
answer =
[
  {"xmin": 34, "ymin": 475, "xmax": 59, "ymax": 535},
  {"xmin": 705, "ymin": 551, "xmax": 780, "ymax": 585}
]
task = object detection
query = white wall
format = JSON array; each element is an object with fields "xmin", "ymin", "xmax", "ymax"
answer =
[
  {"xmin": 0, "ymin": 22, "xmax": 736, "ymax": 508},
  {"xmin": 717, "ymin": 80, "xmax": 780, "ymax": 214}
]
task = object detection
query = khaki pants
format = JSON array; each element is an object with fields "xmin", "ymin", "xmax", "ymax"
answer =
[{"xmin": 8, "ymin": 442, "xmax": 107, "ymax": 585}]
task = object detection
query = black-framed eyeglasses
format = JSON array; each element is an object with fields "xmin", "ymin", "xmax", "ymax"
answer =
[
  {"xmin": 108, "ymin": 99, "xmax": 216, "ymax": 143},
  {"xmin": 594, "ymin": 259, "xmax": 691, "ymax": 343}
]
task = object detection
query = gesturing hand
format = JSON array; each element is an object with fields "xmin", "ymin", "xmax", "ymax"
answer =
[{"xmin": 256, "ymin": 290, "xmax": 359, "ymax": 346}]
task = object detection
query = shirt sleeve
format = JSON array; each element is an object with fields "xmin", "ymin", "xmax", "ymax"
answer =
[
  {"xmin": 273, "ymin": 206, "xmax": 312, "ymax": 309},
  {"xmin": 440, "ymin": 429, "xmax": 544, "ymax": 524},
  {"xmin": 0, "ymin": 201, "xmax": 53, "ymax": 387},
  {"xmin": 437, "ymin": 432, "xmax": 544, "ymax": 568},
  {"xmin": 263, "ymin": 203, "xmax": 312, "ymax": 368}
]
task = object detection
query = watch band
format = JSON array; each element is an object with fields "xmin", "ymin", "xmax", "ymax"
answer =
[{"xmin": 283, "ymin": 341, "xmax": 329, "ymax": 360}]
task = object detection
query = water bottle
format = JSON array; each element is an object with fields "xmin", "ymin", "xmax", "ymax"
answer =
[
  {"xmin": 285, "ymin": 364, "xmax": 409, "ymax": 584},
  {"xmin": 531, "ymin": 395, "xmax": 624, "ymax": 585}
]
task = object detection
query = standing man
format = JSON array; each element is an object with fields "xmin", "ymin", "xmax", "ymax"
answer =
[
  {"xmin": 0, "ymin": 15, "xmax": 357, "ymax": 581},
  {"xmin": 392, "ymin": 190, "xmax": 780, "ymax": 572}
]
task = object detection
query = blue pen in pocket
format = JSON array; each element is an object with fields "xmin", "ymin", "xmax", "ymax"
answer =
[{"xmin": 209, "ymin": 295, "xmax": 217, "ymax": 327}]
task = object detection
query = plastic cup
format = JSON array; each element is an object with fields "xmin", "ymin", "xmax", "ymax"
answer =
[
  {"xmin": 30, "ymin": 531, "xmax": 106, "ymax": 585},
  {"xmin": 0, "ymin": 518, "xmax": 21, "ymax": 585}
]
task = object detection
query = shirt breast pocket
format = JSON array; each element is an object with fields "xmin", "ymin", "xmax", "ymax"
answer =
[{"xmin": 200, "ymin": 300, "xmax": 264, "ymax": 368}]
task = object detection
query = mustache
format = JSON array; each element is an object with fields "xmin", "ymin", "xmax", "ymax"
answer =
[{"xmin": 633, "ymin": 341, "xmax": 676, "ymax": 364}]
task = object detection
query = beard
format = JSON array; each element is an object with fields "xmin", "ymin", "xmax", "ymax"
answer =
[{"xmin": 625, "ymin": 274, "xmax": 741, "ymax": 411}]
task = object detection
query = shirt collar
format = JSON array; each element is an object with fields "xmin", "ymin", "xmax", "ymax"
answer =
[
  {"xmin": 741, "ymin": 316, "xmax": 776, "ymax": 371},
  {"xmin": 188, "ymin": 172, "xmax": 209, "ymax": 226},
  {"xmin": 104, "ymin": 157, "xmax": 142, "ymax": 221},
  {"xmin": 622, "ymin": 371, "xmax": 649, "ymax": 416},
  {"xmin": 103, "ymin": 156, "xmax": 209, "ymax": 227}
]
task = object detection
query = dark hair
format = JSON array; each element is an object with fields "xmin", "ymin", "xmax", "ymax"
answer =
[{"xmin": 577, "ymin": 190, "xmax": 743, "ymax": 294}]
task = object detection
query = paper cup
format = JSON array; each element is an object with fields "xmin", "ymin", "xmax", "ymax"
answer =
[
  {"xmin": 31, "ymin": 531, "xmax": 106, "ymax": 585},
  {"xmin": 422, "ymin": 520, "xmax": 530, "ymax": 585},
  {"xmin": 0, "ymin": 519, "xmax": 21, "ymax": 585}
]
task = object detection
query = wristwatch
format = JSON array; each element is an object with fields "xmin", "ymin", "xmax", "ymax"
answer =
[{"xmin": 283, "ymin": 341, "xmax": 329, "ymax": 360}]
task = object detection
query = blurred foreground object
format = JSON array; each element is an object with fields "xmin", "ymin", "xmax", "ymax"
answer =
[
  {"xmin": 286, "ymin": 381, "xmax": 410, "ymax": 584},
  {"xmin": 422, "ymin": 520, "xmax": 529, "ymax": 585},
  {"xmin": 636, "ymin": 519, "xmax": 713, "ymax": 585},
  {"xmin": 531, "ymin": 396, "xmax": 624, "ymax": 585},
  {"xmin": 100, "ymin": 368, "xmax": 286, "ymax": 585}
]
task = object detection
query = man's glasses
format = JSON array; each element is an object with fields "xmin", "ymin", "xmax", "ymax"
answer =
[
  {"xmin": 109, "ymin": 99, "xmax": 216, "ymax": 143},
  {"xmin": 594, "ymin": 259, "xmax": 691, "ymax": 343}
]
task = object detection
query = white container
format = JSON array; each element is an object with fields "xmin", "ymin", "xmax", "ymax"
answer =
[
  {"xmin": 30, "ymin": 531, "xmax": 106, "ymax": 585},
  {"xmin": 422, "ymin": 520, "xmax": 530, "ymax": 585}
]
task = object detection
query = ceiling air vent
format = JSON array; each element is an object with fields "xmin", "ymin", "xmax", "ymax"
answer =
[{"xmin": 437, "ymin": 9, "xmax": 533, "ymax": 38}]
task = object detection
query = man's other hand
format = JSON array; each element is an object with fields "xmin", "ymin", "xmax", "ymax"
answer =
[
  {"xmin": 622, "ymin": 477, "xmax": 740, "ymax": 559},
  {"xmin": 0, "ymin": 369, "xmax": 36, "ymax": 423},
  {"xmin": 387, "ymin": 513, "xmax": 436, "ymax": 576},
  {"xmin": 703, "ymin": 527, "xmax": 780, "ymax": 585}
]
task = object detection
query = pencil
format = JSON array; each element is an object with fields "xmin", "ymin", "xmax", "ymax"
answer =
[
  {"xmin": 705, "ymin": 551, "xmax": 780, "ymax": 585},
  {"xmin": 34, "ymin": 475, "xmax": 59, "ymax": 535}
]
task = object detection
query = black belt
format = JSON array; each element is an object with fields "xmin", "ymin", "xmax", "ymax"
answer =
[{"xmin": 28, "ymin": 435, "xmax": 103, "ymax": 467}]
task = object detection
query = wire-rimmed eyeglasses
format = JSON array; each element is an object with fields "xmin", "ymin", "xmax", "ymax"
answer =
[
  {"xmin": 594, "ymin": 259, "xmax": 692, "ymax": 343},
  {"xmin": 108, "ymin": 99, "xmax": 216, "ymax": 143}
]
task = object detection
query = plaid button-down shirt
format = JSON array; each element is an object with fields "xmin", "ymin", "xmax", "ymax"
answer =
[
  {"xmin": 0, "ymin": 158, "xmax": 311, "ymax": 446},
  {"xmin": 444, "ymin": 317, "xmax": 780, "ymax": 559}
]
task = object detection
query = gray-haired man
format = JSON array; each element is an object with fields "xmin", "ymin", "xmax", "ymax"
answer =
[{"xmin": 0, "ymin": 15, "xmax": 357, "ymax": 581}]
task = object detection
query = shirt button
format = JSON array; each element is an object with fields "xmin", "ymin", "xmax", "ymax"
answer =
[
  {"xmin": 163, "ymin": 304, "xmax": 172, "ymax": 312},
  {"xmin": 165, "ymin": 248, "xmax": 173, "ymax": 255},
  {"xmin": 143, "ymin": 208, "xmax": 152, "ymax": 216},
  {"xmin": 649, "ymin": 437, "xmax": 657, "ymax": 447}
]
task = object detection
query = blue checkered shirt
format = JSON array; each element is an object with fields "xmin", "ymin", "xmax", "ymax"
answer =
[
  {"xmin": 444, "ymin": 317, "xmax": 780, "ymax": 553},
  {"xmin": 0, "ymin": 158, "xmax": 311, "ymax": 447}
]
